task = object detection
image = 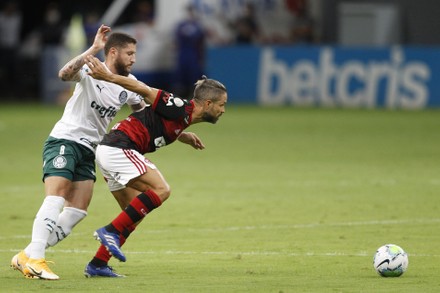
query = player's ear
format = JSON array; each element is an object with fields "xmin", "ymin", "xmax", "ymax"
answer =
[{"xmin": 108, "ymin": 47, "xmax": 118, "ymax": 57}]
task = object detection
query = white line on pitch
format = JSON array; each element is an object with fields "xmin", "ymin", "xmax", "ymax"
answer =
[
  {"xmin": 4, "ymin": 218, "xmax": 440, "ymax": 240},
  {"xmin": 2, "ymin": 248, "xmax": 440, "ymax": 258}
]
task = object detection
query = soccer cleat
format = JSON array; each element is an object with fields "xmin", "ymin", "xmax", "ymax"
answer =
[
  {"xmin": 84, "ymin": 262, "xmax": 125, "ymax": 278},
  {"xmin": 11, "ymin": 251, "xmax": 37, "ymax": 279},
  {"xmin": 93, "ymin": 227, "xmax": 126, "ymax": 262},
  {"xmin": 26, "ymin": 258, "xmax": 59, "ymax": 280}
]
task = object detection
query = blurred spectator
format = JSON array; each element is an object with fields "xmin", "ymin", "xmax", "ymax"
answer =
[
  {"xmin": 0, "ymin": 1, "xmax": 22, "ymax": 99},
  {"xmin": 65, "ymin": 13, "xmax": 87, "ymax": 58},
  {"xmin": 40, "ymin": 2, "xmax": 65, "ymax": 46},
  {"xmin": 132, "ymin": 0, "xmax": 154, "ymax": 26},
  {"xmin": 233, "ymin": 2, "xmax": 260, "ymax": 44},
  {"xmin": 173, "ymin": 5, "xmax": 206, "ymax": 98},
  {"xmin": 39, "ymin": 3, "xmax": 71, "ymax": 105},
  {"xmin": 287, "ymin": 0, "xmax": 316, "ymax": 44},
  {"xmin": 84, "ymin": 11, "xmax": 100, "ymax": 47}
]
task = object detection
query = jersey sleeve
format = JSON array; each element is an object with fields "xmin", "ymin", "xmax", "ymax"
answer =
[
  {"xmin": 126, "ymin": 92, "xmax": 144, "ymax": 105},
  {"xmin": 78, "ymin": 64, "xmax": 88, "ymax": 80},
  {"xmin": 152, "ymin": 90, "xmax": 190, "ymax": 120},
  {"xmin": 126, "ymin": 74, "xmax": 144, "ymax": 105}
]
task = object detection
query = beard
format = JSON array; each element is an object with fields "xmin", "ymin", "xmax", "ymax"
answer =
[
  {"xmin": 114, "ymin": 60, "xmax": 130, "ymax": 77},
  {"xmin": 202, "ymin": 112, "xmax": 219, "ymax": 124}
]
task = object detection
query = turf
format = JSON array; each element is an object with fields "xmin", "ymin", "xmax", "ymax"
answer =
[{"xmin": 0, "ymin": 104, "xmax": 439, "ymax": 292}]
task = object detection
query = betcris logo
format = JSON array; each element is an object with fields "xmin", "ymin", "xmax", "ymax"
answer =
[{"xmin": 258, "ymin": 47, "xmax": 431, "ymax": 108}]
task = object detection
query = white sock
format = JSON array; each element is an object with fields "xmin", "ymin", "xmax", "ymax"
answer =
[
  {"xmin": 25, "ymin": 195, "xmax": 65, "ymax": 259},
  {"xmin": 46, "ymin": 207, "xmax": 87, "ymax": 247}
]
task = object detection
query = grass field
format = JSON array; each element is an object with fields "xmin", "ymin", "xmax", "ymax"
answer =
[{"xmin": 0, "ymin": 103, "xmax": 439, "ymax": 292}]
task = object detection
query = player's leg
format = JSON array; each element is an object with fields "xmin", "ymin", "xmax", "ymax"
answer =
[
  {"xmin": 84, "ymin": 145, "xmax": 134, "ymax": 277},
  {"xmin": 93, "ymin": 168, "xmax": 169, "ymax": 262},
  {"xmin": 112, "ymin": 186, "xmax": 145, "ymax": 209},
  {"xmin": 92, "ymin": 146, "xmax": 169, "ymax": 262},
  {"xmin": 46, "ymin": 180, "xmax": 93, "ymax": 247},
  {"xmin": 46, "ymin": 143, "xmax": 95, "ymax": 248},
  {"xmin": 84, "ymin": 186, "xmax": 140, "ymax": 278},
  {"xmin": 13, "ymin": 138, "xmax": 81, "ymax": 280},
  {"xmin": 23, "ymin": 176, "xmax": 69, "ymax": 280},
  {"xmin": 11, "ymin": 174, "xmax": 69, "ymax": 279}
]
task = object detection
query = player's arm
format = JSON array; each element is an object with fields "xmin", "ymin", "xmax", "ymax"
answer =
[
  {"xmin": 130, "ymin": 100, "xmax": 147, "ymax": 112},
  {"xmin": 178, "ymin": 132, "xmax": 205, "ymax": 150},
  {"xmin": 85, "ymin": 55, "xmax": 159, "ymax": 104},
  {"xmin": 58, "ymin": 24, "xmax": 111, "ymax": 82}
]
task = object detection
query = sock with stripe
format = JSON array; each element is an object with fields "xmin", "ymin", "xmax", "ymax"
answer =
[
  {"xmin": 91, "ymin": 190, "xmax": 162, "ymax": 266},
  {"xmin": 25, "ymin": 195, "xmax": 65, "ymax": 259},
  {"xmin": 47, "ymin": 207, "xmax": 88, "ymax": 247},
  {"xmin": 106, "ymin": 189, "xmax": 162, "ymax": 235}
]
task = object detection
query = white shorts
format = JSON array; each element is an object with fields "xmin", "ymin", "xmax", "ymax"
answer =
[{"xmin": 96, "ymin": 144, "xmax": 157, "ymax": 191}]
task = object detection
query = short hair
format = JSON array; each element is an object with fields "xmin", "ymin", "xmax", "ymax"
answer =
[
  {"xmin": 104, "ymin": 32, "xmax": 137, "ymax": 56},
  {"xmin": 193, "ymin": 75, "xmax": 227, "ymax": 102}
]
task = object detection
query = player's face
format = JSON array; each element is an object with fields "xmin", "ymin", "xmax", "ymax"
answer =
[
  {"xmin": 114, "ymin": 43, "xmax": 136, "ymax": 76},
  {"xmin": 202, "ymin": 93, "xmax": 227, "ymax": 124}
]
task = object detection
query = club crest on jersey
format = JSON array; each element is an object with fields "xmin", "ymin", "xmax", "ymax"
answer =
[
  {"xmin": 53, "ymin": 155, "xmax": 67, "ymax": 169},
  {"xmin": 119, "ymin": 91, "xmax": 128, "ymax": 104}
]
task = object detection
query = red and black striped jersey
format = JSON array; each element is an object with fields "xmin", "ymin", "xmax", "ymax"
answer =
[{"xmin": 101, "ymin": 90, "xmax": 194, "ymax": 154}]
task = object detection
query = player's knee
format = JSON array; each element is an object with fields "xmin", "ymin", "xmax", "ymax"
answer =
[{"xmin": 155, "ymin": 184, "xmax": 171, "ymax": 202}]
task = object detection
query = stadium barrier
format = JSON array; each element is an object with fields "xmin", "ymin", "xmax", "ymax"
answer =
[{"xmin": 206, "ymin": 46, "xmax": 440, "ymax": 109}]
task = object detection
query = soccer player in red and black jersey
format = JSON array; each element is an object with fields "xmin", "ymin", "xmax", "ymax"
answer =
[{"xmin": 83, "ymin": 55, "xmax": 227, "ymax": 277}]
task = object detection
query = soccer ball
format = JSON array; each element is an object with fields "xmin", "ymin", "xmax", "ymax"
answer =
[{"xmin": 373, "ymin": 244, "xmax": 409, "ymax": 277}]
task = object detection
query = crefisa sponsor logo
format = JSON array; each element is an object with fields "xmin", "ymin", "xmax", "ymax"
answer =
[{"xmin": 258, "ymin": 47, "xmax": 431, "ymax": 109}]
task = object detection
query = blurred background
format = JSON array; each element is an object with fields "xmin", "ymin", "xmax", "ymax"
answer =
[{"xmin": 0, "ymin": 0, "xmax": 439, "ymax": 108}]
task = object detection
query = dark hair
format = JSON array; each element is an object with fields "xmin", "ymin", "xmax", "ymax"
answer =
[
  {"xmin": 104, "ymin": 32, "xmax": 137, "ymax": 56},
  {"xmin": 193, "ymin": 75, "xmax": 227, "ymax": 102}
]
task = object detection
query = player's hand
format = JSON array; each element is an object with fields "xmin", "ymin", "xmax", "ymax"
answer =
[
  {"xmin": 92, "ymin": 24, "xmax": 111, "ymax": 51},
  {"xmin": 85, "ymin": 55, "xmax": 112, "ymax": 80},
  {"xmin": 178, "ymin": 132, "xmax": 205, "ymax": 150}
]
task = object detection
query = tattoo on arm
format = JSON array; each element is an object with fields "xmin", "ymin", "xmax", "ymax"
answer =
[{"xmin": 59, "ymin": 55, "xmax": 85, "ymax": 81}]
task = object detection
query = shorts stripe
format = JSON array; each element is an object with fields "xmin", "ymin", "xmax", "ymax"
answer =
[{"xmin": 123, "ymin": 149, "xmax": 147, "ymax": 175}]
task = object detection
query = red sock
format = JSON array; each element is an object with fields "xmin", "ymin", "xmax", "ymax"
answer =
[
  {"xmin": 94, "ymin": 244, "xmax": 112, "ymax": 263},
  {"xmin": 92, "ymin": 191, "xmax": 161, "ymax": 266},
  {"xmin": 110, "ymin": 190, "xmax": 162, "ymax": 234}
]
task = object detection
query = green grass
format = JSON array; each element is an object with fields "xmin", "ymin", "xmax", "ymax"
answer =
[{"xmin": 1, "ymin": 104, "xmax": 439, "ymax": 292}]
